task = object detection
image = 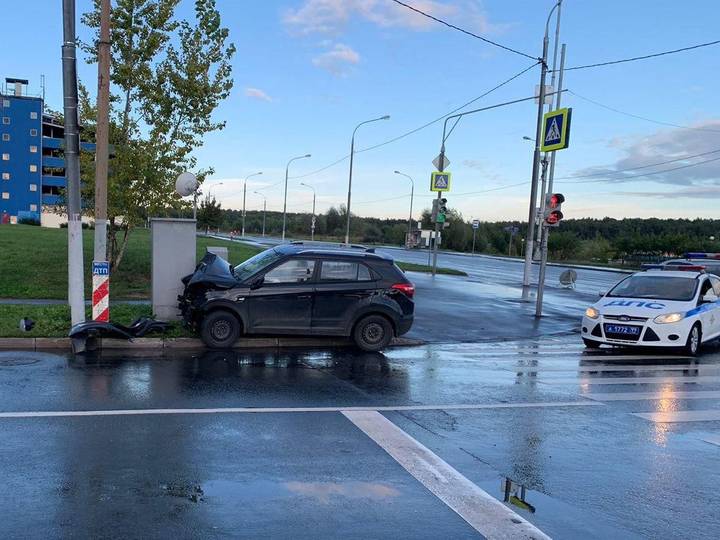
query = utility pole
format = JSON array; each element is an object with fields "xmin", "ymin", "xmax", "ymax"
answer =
[
  {"xmin": 94, "ymin": 0, "xmax": 110, "ymax": 263},
  {"xmin": 283, "ymin": 154, "xmax": 310, "ymax": 242},
  {"xmin": 62, "ymin": 0, "xmax": 85, "ymax": 326},
  {"xmin": 535, "ymin": 43, "xmax": 567, "ymax": 318},
  {"xmin": 300, "ymin": 182, "xmax": 316, "ymax": 240},
  {"xmin": 522, "ymin": 1, "xmax": 561, "ymax": 288},
  {"xmin": 254, "ymin": 191, "xmax": 266, "ymax": 237},
  {"xmin": 242, "ymin": 171, "xmax": 262, "ymax": 237}
]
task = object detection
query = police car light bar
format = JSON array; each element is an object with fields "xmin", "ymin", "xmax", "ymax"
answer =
[
  {"xmin": 684, "ymin": 252, "xmax": 720, "ymax": 259},
  {"xmin": 676, "ymin": 265, "xmax": 706, "ymax": 272}
]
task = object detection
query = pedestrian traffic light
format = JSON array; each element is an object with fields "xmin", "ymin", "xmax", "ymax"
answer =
[{"xmin": 543, "ymin": 193, "xmax": 564, "ymax": 227}]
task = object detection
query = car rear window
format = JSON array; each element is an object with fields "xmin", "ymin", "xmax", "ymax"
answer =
[
  {"xmin": 320, "ymin": 260, "xmax": 373, "ymax": 282},
  {"xmin": 608, "ymin": 275, "xmax": 698, "ymax": 301}
]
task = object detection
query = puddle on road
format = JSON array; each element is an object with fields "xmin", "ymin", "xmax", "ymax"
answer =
[{"xmin": 203, "ymin": 479, "xmax": 400, "ymax": 504}]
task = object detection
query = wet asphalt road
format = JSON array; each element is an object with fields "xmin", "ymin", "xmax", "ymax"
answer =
[{"xmin": 1, "ymin": 339, "xmax": 720, "ymax": 539}]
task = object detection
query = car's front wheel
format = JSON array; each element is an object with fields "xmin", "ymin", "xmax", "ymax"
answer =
[
  {"xmin": 200, "ymin": 310, "xmax": 241, "ymax": 349},
  {"xmin": 684, "ymin": 323, "xmax": 702, "ymax": 357},
  {"xmin": 353, "ymin": 315, "xmax": 393, "ymax": 352}
]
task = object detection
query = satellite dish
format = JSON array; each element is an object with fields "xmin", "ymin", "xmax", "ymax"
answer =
[
  {"xmin": 559, "ymin": 269, "xmax": 577, "ymax": 289},
  {"xmin": 175, "ymin": 172, "xmax": 199, "ymax": 197}
]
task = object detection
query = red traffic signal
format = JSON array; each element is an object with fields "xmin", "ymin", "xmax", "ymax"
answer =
[{"xmin": 544, "ymin": 193, "xmax": 565, "ymax": 227}]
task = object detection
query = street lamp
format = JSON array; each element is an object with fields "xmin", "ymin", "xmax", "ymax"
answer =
[
  {"xmin": 394, "ymin": 170, "xmax": 414, "ymax": 247},
  {"xmin": 283, "ymin": 154, "xmax": 311, "ymax": 241},
  {"xmin": 207, "ymin": 182, "xmax": 224, "ymax": 198},
  {"xmin": 254, "ymin": 191, "xmax": 267, "ymax": 237},
  {"xmin": 242, "ymin": 171, "xmax": 262, "ymax": 237},
  {"xmin": 522, "ymin": 136, "xmax": 535, "ymax": 141},
  {"xmin": 344, "ymin": 115, "xmax": 390, "ymax": 244},
  {"xmin": 299, "ymin": 182, "xmax": 316, "ymax": 241}
]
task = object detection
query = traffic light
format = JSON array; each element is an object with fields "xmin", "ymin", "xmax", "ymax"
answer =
[
  {"xmin": 543, "ymin": 193, "xmax": 564, "ymax": 227},
  {"xmin": 437, "ymin": 198, "xmax": 448, "ymax": 223}
]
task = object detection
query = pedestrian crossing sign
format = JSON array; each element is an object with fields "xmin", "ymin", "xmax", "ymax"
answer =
[
  {"xmin": 541, "ymin": 107, "xmax": 572, "ymax": 152},
  {"xmin": 430, "ymin": 171, "xmax": 451, "ymax": 192}
]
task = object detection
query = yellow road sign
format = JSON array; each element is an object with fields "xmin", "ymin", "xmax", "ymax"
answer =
[{"xmin": 541, "ymin": 107, "xmax": 572, "ymax": 152}]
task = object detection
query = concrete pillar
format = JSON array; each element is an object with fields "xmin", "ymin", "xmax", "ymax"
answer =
[{"xmin": 151, "ymin": 218, "xmax": 196, "ymax": 320}]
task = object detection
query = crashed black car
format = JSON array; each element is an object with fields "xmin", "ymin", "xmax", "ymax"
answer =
[{"xmin": 179, "ymin": 243, "xmax": 415, "ymax": 351}]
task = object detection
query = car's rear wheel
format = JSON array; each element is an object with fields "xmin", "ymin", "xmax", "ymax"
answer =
[
  {"xmin": 200, "ymin": 310, "xmax": 241, "ymax": 349},
  {"xmin": 583, "ymin": 338, "xmax": 601, "ymax": 349},
  {"xmin": 353, "ymin": 315, "xmax": 393, "ymax": 352},
  {"xmin": 684, "ymin": 323, "xmax": 701, "ymax": 356}
]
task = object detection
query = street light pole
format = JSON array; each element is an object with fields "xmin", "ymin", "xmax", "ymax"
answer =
[
  {"xmin": 254, "ymin": 191, "xmax": 266, "ymax": 237},
  {"xmin": 283, "ymin": 154, "xmax": 311, "ymax": 242},
  {"xmin": 299, "ymin": 182, "xmax": 316, "ymax": 241},
  {"xmin": 345, "ymin": 115, "xmax": 390, "ymax": 245},
  {"xmin": 242, "ymin": 171, "xmax": 262, "ymax": 237},
  {"xmin": 394, "ymin": 171, "xmax": 414, "ymax": 248},
  {"xmin": 522, "ymin": 1, "xmax": 562, "ymax": 289}
]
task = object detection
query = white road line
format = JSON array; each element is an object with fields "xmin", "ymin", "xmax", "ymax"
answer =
[
  {"xmin": 632, "ymin": 410, "xmax": 720, "ymax": 423},
  {"xmin": 342, "ymin": 410, "xmax": 550, "ymax": 540},
  {"xmin": 584, "ymin": 390, "xmax": 720, "ymax": 401},
  {"xmin": 0, "ymin": 401, "xmax": 604, "ymax": 419},
  {"xmin": 506, "ymin": 364, "xmax": 715, "ymax": 373},
  {"xmin": 543, "ymin": 375, "xmax": 720, "ymax": 386},
  {"xmin": 703, "ymin": 434, "xmax": 720, "ymax": 447}
]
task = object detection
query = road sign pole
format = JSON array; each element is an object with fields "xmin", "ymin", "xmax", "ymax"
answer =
[
  {"xmin": 472, "ymin": 227, "xmax": 476, "ymax": 256},
  {"xmin": 432, "ymin": 191, "xmax": 441, "ymax": 276},
  {"xmin": 522, "ymin": 34, "xmax": 549, "ymax": 289},
  {"xmin": 535, "ymin": 225, "xmax": 550, "ymax": 317}
]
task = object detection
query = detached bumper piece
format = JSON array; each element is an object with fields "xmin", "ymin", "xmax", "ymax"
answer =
[{"xmin": 69, "ymin": 317, "xmax": 171, "ymax": 353}]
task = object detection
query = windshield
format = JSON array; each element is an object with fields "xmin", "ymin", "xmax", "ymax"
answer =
[
  {"xmin": 233, "ymin": 248, "xmax": 283, "ymax": 281},
  {"xmin": 607, "ymin": 275, "xmax": 698, "ymax": 301}
]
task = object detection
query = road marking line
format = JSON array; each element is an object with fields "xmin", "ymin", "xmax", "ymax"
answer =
[
  {"xmin": 543, "ymin": 375, "xmax": 720, "ymax": 385},
  {"xmin": 632, "ymin": 410, "xmax": 720, "ymax": 423},
  {"xmin": 342, "ymin": 410, "xmax": 550, "ymax": 540},
  {"xmin": 584, "ymin": 390, "xmax": 720, "ymax": 401},
  {"xmin": 506, "ymin": 364, "xmax": 714, "ymax": 373},
  {"xmin": 703, "ymin": 434, "xmax": 720, "ymax": 447},
  {"xmin": 0, "ymin": 401, "xmax": 604, "ymax": 419}
]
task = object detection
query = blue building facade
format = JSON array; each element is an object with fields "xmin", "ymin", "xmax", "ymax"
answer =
[{"xmin": 0, "ymin": 78, "xmax": 94, "ymax": 225}]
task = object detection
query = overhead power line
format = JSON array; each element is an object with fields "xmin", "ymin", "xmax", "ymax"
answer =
[
  {"xmin": 388, "ymin": 0, "xmax": 537, "ymax": 60},
  {"xmin": 560, "ymin": 38, "xmax": 720, "ymax": 71},
  {"xmin": 290, "ymin": 61, "xmax": 539, "ymax": 180},
  {"xmin": 568, "ymin": 91, "xmax": 720, "ymax": 133}
]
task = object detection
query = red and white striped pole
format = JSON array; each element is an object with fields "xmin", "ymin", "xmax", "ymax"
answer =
[{"xmin": 92, "ymin": 261, "xmax": 110, "ymax": 322}]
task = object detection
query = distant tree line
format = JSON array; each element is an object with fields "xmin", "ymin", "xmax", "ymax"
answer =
[{"xmin": 198, "ymin": 202, "xmax": 720, "ymax": 265}]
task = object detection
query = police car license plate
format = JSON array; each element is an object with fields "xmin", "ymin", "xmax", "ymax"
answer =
[{"xmin": 605, "ymin": 325, "xmax": 641, "ymax": 336}]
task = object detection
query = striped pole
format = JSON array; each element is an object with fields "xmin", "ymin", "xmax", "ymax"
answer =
[{"xmin": 92, "ymin": 261, "xmax": 110, "ymax": 322}]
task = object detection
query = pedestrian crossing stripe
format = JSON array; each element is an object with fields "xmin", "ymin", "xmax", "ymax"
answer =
[{"xmin": 540, "ymin": 107, "xmax": 572, "ymax": 152}]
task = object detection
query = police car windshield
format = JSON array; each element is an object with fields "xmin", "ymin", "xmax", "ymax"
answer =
[
  {"xmin": 608, "ymin": 276, "xmax": 698, "ymax": 301},
  {"xmin": 233, "ymin": 248, "xmax": 283, "ymax": 280}
]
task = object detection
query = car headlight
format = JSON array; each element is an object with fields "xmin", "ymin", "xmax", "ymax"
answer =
[
  {"xmin": 585, "ymin": 307, "xmax": 600, "ymax": 319},
  {"xmin": 654, "ymin": 312, "xmax": 685, "ymax": 324}
]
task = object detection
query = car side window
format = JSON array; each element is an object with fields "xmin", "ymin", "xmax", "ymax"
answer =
[
  {"xmin": 263, "ymin": 259, "xmax": 315, "ymax": 284},
  {"xmin": 710, "ymin": 276, "xmax": 720, "ymax": 297},
  {"xmin": 320, "ymin": 260, "xmax": 373, "ymax": 282},
  {"xmin": 699, "ymin": 278, "xmax": 714, "ymax": 300}
]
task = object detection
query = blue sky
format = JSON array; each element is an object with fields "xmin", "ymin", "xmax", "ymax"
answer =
[{"xmin": 2, "ymin": 0, "xmax": 720, "ymax": 222}]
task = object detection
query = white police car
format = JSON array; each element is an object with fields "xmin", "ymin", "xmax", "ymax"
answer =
[{"xmin": 582, "ymin": 268, "xmax": 720, "ymax": 355}]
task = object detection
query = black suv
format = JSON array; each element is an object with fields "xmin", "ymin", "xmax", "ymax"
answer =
[{"xmin": 179, "ymin": 243, "xmax": 415, "ymax": 351}]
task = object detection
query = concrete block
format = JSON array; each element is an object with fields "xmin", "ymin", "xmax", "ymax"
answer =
[
  {"xmin": 206, "ymin": 246, "xmax": 229, "ymax": 261},
  {"xmin": 35, "ymin": 338, "xmax": 72, "ymax": 350},
  {"xmin": 151, "ymin": 218, "xmax": 197, "ymax": 321},
  {"xmin": 101, "ymin": 338, "xmax": 164, "ymax": 349},
  {"xmin": 0, "ymin": 338, "xmax": 35, "ymax": 350},
  {"xmin": 163, "ymin": 338, "xmax": 206, "ymax": 350}
]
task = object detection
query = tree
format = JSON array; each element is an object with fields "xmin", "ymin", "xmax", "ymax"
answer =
[
  {"xmin": 80, "ymin": 0, "xmax": 235, "ymax": 269},
  {"xmin": 197, "ymin": 194, "xmax": 222, "ymax": 232}
]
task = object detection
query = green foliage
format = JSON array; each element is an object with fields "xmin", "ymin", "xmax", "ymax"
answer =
[
  {"xmin": 79, "ymin": 0, "xmax": 235, "ymax": 269},
  {"xmin": 197, "ymin": 194, "xmax": 223, "ymax": 231}
]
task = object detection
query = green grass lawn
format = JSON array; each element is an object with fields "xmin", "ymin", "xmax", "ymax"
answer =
[
  {"xmin": 0, "ymin": 225, "xmax": 260, "ymax": 299},
  {"xmin": 0, "ymin": 303, "xmax": 193, "ymax": 338},
  {"xmin": 397, "ymin": 262, "xmax": 467, "ymax": 276}
]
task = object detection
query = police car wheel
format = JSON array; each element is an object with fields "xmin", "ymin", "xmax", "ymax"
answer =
[
  {"xmin": 684, "ymin": 324, "xmax": 701, "ymax": 357},
  {"xmin": 200, "ymin": 310, "xmax": 241, "ymax": 349},
  {"xmin": 583, "ymin": 338, "xmax": 601, "ymax": 349}
]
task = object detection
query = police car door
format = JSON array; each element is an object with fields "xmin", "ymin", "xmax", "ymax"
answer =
[
  {"xmin": 697, "ymin": 277, "xmax": 718, "ymax": 339},
  {"xmin": 707, "ymin": 275, "xmax": 720, "ymax": 338}
]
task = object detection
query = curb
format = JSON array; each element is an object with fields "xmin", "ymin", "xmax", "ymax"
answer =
[{"xmin": 0, "ymin": 336, "xmax": 424, "ymax": 352}]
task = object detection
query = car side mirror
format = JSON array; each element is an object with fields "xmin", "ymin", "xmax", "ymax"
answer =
[
  {"xmin": 702, "ymin": 292, "xmax": 718, "ymax": 304},
  {"xmin": 250, "ymin": 276, "xmax": 264, "ymax": 290}
]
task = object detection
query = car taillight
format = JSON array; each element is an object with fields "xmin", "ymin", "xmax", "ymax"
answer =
[{"xmin": 392, "ymin": 283, "xmax": 415, "ymax": 298}]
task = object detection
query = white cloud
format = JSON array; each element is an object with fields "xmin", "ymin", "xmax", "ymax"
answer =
[
  {"xmin": 312, "ymin": 43, "xmax": 361, "ymax": 76},
  {"xmin": 244, "ymin": 87, "xmax": 273, "ymax": 102},
  {"xmin": 568, "ymin": 120, "xmax": 720, "ymax": 187},
  {"xmin": 283, "ymin": 0, "xmax": 496, "ymax": 36}
]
